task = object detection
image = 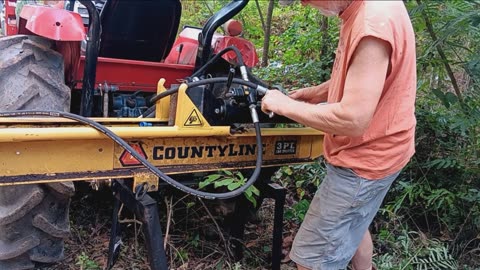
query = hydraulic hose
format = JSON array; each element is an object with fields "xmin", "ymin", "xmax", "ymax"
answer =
[
  {"xmin": 190, "ymin": 46, "xmax": 245, "ymax": 80},
  {"xmin": 0, "ymin": 110, "xmax": 263, "ymax": 200},
  {"xmin": 139, "ymin": 105, "xmax": 156, "ymax": 118},
  {"xmin": 150, "ymin": 77, "xmax": 268, "ymax": 104}
]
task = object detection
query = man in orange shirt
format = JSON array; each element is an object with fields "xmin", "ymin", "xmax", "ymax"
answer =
[{"xmin": 262, "ymin": 0, "xmax": 416, "ymax": 269}]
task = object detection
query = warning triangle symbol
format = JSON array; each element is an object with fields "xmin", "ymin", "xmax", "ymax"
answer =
[{"xmin": 184, "ymin": 109, "xmax": 203, "ymax": 126}]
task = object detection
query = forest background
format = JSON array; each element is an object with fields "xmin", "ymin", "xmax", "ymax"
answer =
[{"xmin": 180, "ymin": 0, "xmax": 480, "ymax": 269}]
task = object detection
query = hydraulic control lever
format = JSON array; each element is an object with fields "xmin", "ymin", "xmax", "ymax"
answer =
[{"xmin": 227, "ymin": 84, "xmax": 276, "ymax": 118}]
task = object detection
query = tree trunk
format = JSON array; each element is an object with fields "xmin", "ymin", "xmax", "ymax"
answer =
[
  {"xmin": 416, "ymin": 0, "xmax": 463, "ymax": 103},
  {"xmin": 255, "ymin": 0, "xmax": 266, "ymax": 33},
  {"xmin": 261, "ymin": 0, "xmax": 275, "ymax": 67}
]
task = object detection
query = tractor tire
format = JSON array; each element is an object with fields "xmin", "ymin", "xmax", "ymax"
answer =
[{"xmin": 0, "ymin": 35, "xmax": 74, "ymax": 270}]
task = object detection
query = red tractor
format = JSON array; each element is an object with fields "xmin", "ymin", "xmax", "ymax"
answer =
[
  {"xmin": 1, "ymin": 0, "xmax": 259, "ymax": 116},
  {"xmin": 0, "ymin": 1, "xmax": 323, "ymax": 269}
]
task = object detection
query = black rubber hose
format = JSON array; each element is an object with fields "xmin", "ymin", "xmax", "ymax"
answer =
[
  {"xmin": 150, "ymin": 77, "xmax": 260, "ymax": 104},
  {"xmin": 0, "ymin": 111, "xmax": 263, "ymax": 200},
  {"xmin": 190, "ymin": 46, "xmax": 245, "ymax": 79},
  {"xmin": 140, "ymin": 105, "xmax": 156, "ymax": 118}
]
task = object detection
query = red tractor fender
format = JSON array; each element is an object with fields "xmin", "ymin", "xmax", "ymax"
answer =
[
  {"xmin": 165, "ymin": 22, "xmax": 259, "ymax": 68},
  {"xmin": 213, "ymin": 36, "xmax": 258, "ymax": 67},
  {"xmin": 19, "ymin": 5, "xmax": 86, "ymax": 41}
]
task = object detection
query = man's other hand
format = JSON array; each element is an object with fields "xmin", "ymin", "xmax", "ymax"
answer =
[{"xmin": 288, "ymin": 80, "xmax": 330, "ymax": 104}]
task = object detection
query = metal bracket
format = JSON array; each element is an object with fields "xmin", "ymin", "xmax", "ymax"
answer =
[
  {"xmin": 133, "ymin": 171, "xmax": 159, "ymax": 193},
  {"xmin": 107, "ymin": 180, "xmax": 168, "ymax": 270}
]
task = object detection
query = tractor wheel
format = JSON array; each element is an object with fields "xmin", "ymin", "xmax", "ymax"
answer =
[{"xmin": 0, "ymin": 35, "xmax": 74, "ymax": 269}]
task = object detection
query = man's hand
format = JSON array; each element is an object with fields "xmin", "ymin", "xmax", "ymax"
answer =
[
  {"xmin": 289, "ymin": 80, "xmax": 330, "ymax": 104},
  {"xmin": 261, "ymin": 90, "xmax": 292, "ymax": 116}
]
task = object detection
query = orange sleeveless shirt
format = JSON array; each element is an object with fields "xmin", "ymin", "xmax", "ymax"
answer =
[{"xmin": 324, "ymin": 0, "xmax": 417, "ymax": 180}]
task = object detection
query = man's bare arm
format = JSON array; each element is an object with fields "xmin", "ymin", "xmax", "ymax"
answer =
[{"xmin": 261, "ymin": 36, "xmax": 391, "ymax": 137}]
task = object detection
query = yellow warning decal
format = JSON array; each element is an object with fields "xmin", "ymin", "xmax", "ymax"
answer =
[{"xmin": 184, "ymin": 109, "xmax": 203, "ymax": 126}]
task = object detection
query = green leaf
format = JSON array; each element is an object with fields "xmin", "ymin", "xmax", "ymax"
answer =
[
  {"xmin": 284, "ymin": 166, "xmax": 293, "ymax": 176},
  {"xmin": 432, "ymin": 88, "xmax": 450, "ymax": 108},
  {"xmin": 199, "ymin": 174, "xmax": 223, "ymax": 189},
  {"xmin": 227, "ymin": 182, "xmax": 242, "ymax": 191},
  {"xmin": 444, "ymin": 92, "xmax": 458, "ymax": 105},
  {"xmin": 214, "ymin": 178, "xmax": 234, "ymax": 188},
  {"xmin": 222, "ymin": 170, "xmax": 234, "ymax": 176},
  {"xmin": 251, "ymin": 186, "xmax": 260, "ymax": 196},
  {"xmin": 203, "ymin": 174, "xmax": 222, "ymax": 183},
  {"xmin": 295, "ymin": 180, "xmax": 305, "ymax": 188},
  {"xmin": 244, "ymin": 188, "xmax": 252, "ymax": 198},
  {"xmin": 235, "ymin": 171, "xmax": 245, "ymax": 181}
]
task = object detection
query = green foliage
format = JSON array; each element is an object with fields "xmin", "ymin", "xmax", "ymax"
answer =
[
  {"xmin": 382, "ymin": 91, "xmax": 480, "ymax": 264},
  {"xmin": 285, "ymin": 199, "xmax": 310, "ymax": 223},
  {"xmin": 180, "ymin": 1, "xmax": 267, "ymax": 49},
  {"xmin": 374, "ymin": 230, "xmax": 458, "ymax": 270},
  {"xmin": 274, "ymin": 161, "xmax": 325, "ymax": 223},
  {"xmin": 375, "ymin": 2, "xmax": 480, "ymax": 266},
  {"xmin": 75, "ymin": 252, "xmax": 100, "ymax": 270},
  {"xmin": 199, "ymin": 170, "xmax": 260, "ymax": 207},
  {"xmin": 273, "ymin": 161, "xmax": 325, "ymax": 200},
  {"xmin": 256, "ymin": 5, "xmax": 339, "ymax": 87}
]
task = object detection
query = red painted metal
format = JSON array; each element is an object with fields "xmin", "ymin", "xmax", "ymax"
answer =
[
  {"xmin": 3, "ymin": 0, "xmax": 18, "ymax": 35},
  {"xmin": 19, "ymin": 5, "xmax": 86, "ymax": 41},
  {"xmin": 165, "ymin": 27, "xmax": 259, "ymax": 68},
  {"xmin": 75, "ymin": 56, "xmax": 195, "ymax": 92},
  {"xmin": 164, "ymin": 29, "xmax": 200, "ymax": 66},
  {"xmin": 224, "ymin": 19, "xmax": 243, "ymax": 37},
  {"xmin": 213, "ymin": 36, "xmax": 259, "ymax": 67}
]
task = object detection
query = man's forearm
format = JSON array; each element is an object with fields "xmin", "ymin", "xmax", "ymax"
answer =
[{"xmin": 278, "ymin": 99, "xmax": 365, "ymax": 137}]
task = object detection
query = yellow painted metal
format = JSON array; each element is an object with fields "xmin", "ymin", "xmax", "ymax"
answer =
[
  {"xmin": 0, "ymin": 125, "xmax": 322, "ymax": 143},
  {"xmin": 0, "ymin": 178, "xmax": 125, "ymax": 187},
  {"xmin": 309, "ymin": 134, "xmax": 324, "ymax": 159},
  {"xmin": 112, "ymin": 135, "xmax": 318, "ymax": 168},
  {"xmin": 155, "ymin": 78, "xmax": 171, "ymax": 121},
  {"xmin": 0, "ymin": 139, "xmax": 113, "ymax": 176},
  {"xmin": 175, "ymin": 83, "xmax": 211, "ymax": 128},
  {"xmin": 0, "ymin": 126, "xmax": 232, "ymax": 142},
  {"xmin": 0, "ymin": 78, "xmax": 325, "ymax": 186},
  {"xmin": 0, "ymin": 118, "xmax": 167, "ymax": 124},
  {"xmin": 0, "ymin": 132, "xmax": 323, "ymax": 179},
  {"xmin": 133, "ymin": 172, "xmax": 159, "ymax": 193}
]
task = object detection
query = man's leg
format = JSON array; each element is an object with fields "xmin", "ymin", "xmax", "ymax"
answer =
[
  {"xmin": 289, "ymin": 164, "xmax": 399, "ymax": 270},
  {"xmin": 296, "ymin": 230, "xmax": 374, "ymax": 270},
  {"xmin": 351, "ymin": 230, "xmax": 373, "ymax": 270},
  {"xmin": 297, "ymin": 264, "xmax": 310, "ymax": 270}
]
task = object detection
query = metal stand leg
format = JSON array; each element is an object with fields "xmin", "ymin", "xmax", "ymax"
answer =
[
  {"xmin": 107, "ymin": 196, "xmax": 122, "ymax": 269},
  {"xmin": 228, "ymin": 181, "xmax": 286, "ymax": 270},
  {"xmin": 264, "ymin": 183, "xmax": 286, "ymax": 270},
  {"xmin": 228, "ymin": 197, "xmax": 250, "ymax": 260},
  {"xmin": 108, "ymin": 180, "xmax": 168, "ymax": 270}
]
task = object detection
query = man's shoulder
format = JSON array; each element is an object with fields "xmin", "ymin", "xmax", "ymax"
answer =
[
  {"xmin": 362, "ymin": 0, "xmax": 409, "ymax": 21},
  {"xmin": 348, "ymin": 0, "xmax": 412, "ymax": 45}
]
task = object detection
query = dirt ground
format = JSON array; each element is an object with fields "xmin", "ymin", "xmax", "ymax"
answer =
[{"xmin": 39, "ymin": 183, "xmax": 298, "ymax": 270}]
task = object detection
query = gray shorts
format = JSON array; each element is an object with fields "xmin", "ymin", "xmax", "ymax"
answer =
[{"xmin": 289, "ymin": 163, "xmax": 400, "ymax": 270}]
